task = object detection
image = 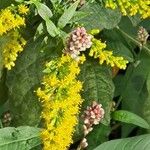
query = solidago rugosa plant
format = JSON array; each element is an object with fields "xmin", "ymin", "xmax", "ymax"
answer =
[{"xmin": 0, "ymin": 0, "xmax": 150, "ymax": 150}]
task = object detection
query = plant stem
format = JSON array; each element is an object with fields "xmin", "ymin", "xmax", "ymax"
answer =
[{"xmin": 116, "ymin": 26, "xmax": 150, "ymax": 55}]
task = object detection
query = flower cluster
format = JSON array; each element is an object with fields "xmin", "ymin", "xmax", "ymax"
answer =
[
  {"xmin": 37, "ymin": 54, "xmax": 85, "ymax": 150},
  {"xmin": 89, "ymin": 38, "xmax": 128, "ymax": 69},
  {"xmin": 137, "ymin": 26, "xmax": 149, "ymax": 46},
  {"xmin": 64, "ymin": 27, "xmax": 92, "ymax": 60},
  {"xmin": 82, "ymin": 101, "xmax": 105, "ymax": 136},
  {"xmin": 80, "ymin": 101, "xmax": 104, "ymax": 149},
  {"xmin": 18, "ymin": 4, "xmax": 29, "ymax": 15},
  {"xmin": 105, "ymin": 0, "xmax": 150, "ymax": 18},
  {"xmin": 2, "ymin": 31, "xmax": 26, "ymax": 70},
  {"xmin": 0, "ymin": 5, "xmax": 27, "ymax": 36}
]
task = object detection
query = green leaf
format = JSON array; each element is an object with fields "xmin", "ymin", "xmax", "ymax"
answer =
[
  {"xmin": 0, "ymin": 126, "xmax": 41, "ymax": 150},
  {"xmin": 79, "ymin": 2, "xmax": 121, "ymax": 30},
  {"xmin": 33, "ymin": 1, "xmax": 53, "ymax": 20},
  {"xmin": 102, "ymin": 28, "xmax": 135, "ymax": 62},
  {"xmin": 57, "ymin": 0, "xmax": 79, "ymax": 28},
  {"xmin": 6, "ymin": 36, "xmax": 60, "ymax": 126},
  {"xmin": 74, "ymin": 59, "xmax": 114, "ymax": 144},
  {"xmin": 80, "ymin": 59, "xmax": 114, "ymax": 125},
  {"xmin": 94, "ymin": 134, "xmax": 150, "ymax": 150},
  {"xmin": 120, "ymin": 51, "xmax": 150, "ymax": 137},
  {"xmin": 46, "ymin": 19, "xmax": 60, "ymax": 37},
  {"xmin": 112, "ymin": 110, "xmax": 150, "ymax": 129}
]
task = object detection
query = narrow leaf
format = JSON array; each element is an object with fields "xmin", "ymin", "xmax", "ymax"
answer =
[
  {"xmin": 112, "ymin": 110, "xmax": 150, "ymax": 129},
  {"xmin": 34, "ymin": 2, "xmax": 53, "ymax": 20},
  {"xmin": 57, "ymin": 0, "xmax": 79, "ymax": 28},
  {"xmin": 46, "ymin": 19, "xmax": 60, "ymax": 37}
]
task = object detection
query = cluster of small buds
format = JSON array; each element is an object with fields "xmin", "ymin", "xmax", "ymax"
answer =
[
  {"xmin": 1, "ymin": 111, "xmax": 12, "ymax": 127},
  {"xmin": 79, "ymin": 101, "xmax": 105, "ymax": 149},
  {"xmin": 137, "ymin": 26, "xmax": 149, "ymax": 46},
  {"xmin": 83, "ymin": 101, "xmax": 105, "ymax": 136},
  {"xmin": 64, "ymin": 27, "xmax": 93, "ymax": 60},
  {"xmin": 80, "ymin": 138, "xmax": 88, "ymax": 149}
]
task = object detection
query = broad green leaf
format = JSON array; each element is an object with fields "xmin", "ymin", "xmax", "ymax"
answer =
[
  {"xmin": 120, "ymin": 52, "xmax": 150, "ymax": 137},
  {"xmin": 79, "ymin": 2, "xmax": 121, "ymax": 30},
  {"xmin": 0, "ymin": 126, "xmax": 41, "ymax": 150},
  {"xmin": 112, "ymin": 110, "xmax": 150, "ymax": 129},
  {"xmin": 6, "ymin": 36, "xmax": 61, "ymax": 126},
  {"xmin": 46, "ymin": 19, "xmax": 60, "ymax": 37},
  {"xmin": 57, "ymin": 0, "xmax": 79, "ymax": 28},
  {"xmin": 75, "ymin": 58, "xmax": 114, "ymax": 150},
  {"xmin": 79, "ymin": 59, "xmax": 114, "ymax": 125},
  {"xmin": 94, "ymin": 134, "xmax": 150, "ymax": 150},
  {"xmin": 33, "ymin": 1, "xmax": 53, "ymax": 20},
  {"xmin": 74, "ymin": 60, "xmax": 114, "ymax": 148}
]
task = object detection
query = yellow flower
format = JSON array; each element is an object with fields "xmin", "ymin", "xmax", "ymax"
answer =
[
  {"xmin": 89, "ymin": 38, "xmax": 128, "ymax": 69},
  {"xmin": 37, "ymin": 55, "xmax": 85, "ymax": 150},
  {"xmin": 0, "ymin": 7, "xmax": 25, "ymax": 36},
  {"xmin": 104, "ymin": 0, "xmax": 150, "ymax": 19},
  {"xmin": 18, "ymin": 4, "xmax": 29, "ymax": 15},
  {"xmin": 2, "ymin": 30, "xmax": 26, "ymax": 70}
]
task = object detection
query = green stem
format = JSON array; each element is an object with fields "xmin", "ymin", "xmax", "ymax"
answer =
[{"xmin": 116, "ymin": 26, "xmax": 150, "ymax": 55}]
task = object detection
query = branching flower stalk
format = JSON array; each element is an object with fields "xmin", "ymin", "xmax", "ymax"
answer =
[
  {"xmin": 89, "ymin": 38, "xmax": 128, "ymax": 70},
  {"xmin": 0, "ymin": 4, "xmax": 29, "ymax": 70},
  {"xmin": 37, "ymin": 54, "xmax": 86, "ymax": 150}
]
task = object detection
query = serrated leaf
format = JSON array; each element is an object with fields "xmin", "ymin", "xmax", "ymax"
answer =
[
  {"xmin": 79, "ymin": 2, "xmax": 121, "ymax": 30},
  {"xmin": 112, "ymin": 110, "xmax": 150, "ymax": 129},
  {"xmin": 34, "ymin": 2, "xmax": 53, "ymax": 20},
  {"xmin": 46, "ymin": 19, "xmax": 60, "ymax": 37},
  {"xmin": 94, "ymin": 134, "xmax": 150, "ymax": 150},
  {"xmin": 0, "ymin": 126, "xmax": 41, "ymax": 150},
  {"xmin": 80, "ymin": 60, "xmax": 114, "ymax": 125},
  {"xmin": 74, "ymin": 60, "xmax": 114, "ymax": 148},
  {"xmin": 57, "ymin": 0, "xmax": 79, "ymax": 28}
]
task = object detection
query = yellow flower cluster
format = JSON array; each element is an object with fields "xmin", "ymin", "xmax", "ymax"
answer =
[
  {"xmin": 2, "ymin": 30, "xmax": 26, "ymax": 70},
  {"xmin": 37, "ymin": 54, "xmax": 85, "ymax": 150},
  {"xmin": 89, "ymin": 38, "xmax": 128, "ymax": 69},
  {"xmin": 0, "ymin": 5, "xmax": 27, "ymax": 36},
  {"xmin": 105, "ymin": 0, "xmax": 150, "ymax": 18}
]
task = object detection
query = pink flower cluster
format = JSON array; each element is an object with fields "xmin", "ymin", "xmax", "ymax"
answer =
[
  {"xmin": 137, "ymin": 26, "xmax": 149, "ymax": 46},
  {"xmin": 80, "ymin": 101, "xmax": 105, "ymax": 148},
  {"xmin": 64, "ymin": 27, "xmax": 92, "ymax": 60}
]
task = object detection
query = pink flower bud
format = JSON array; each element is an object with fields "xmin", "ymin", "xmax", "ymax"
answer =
[{"xmin": 64, "ymin": 27, "xmax": 93, "ymax": 59}]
